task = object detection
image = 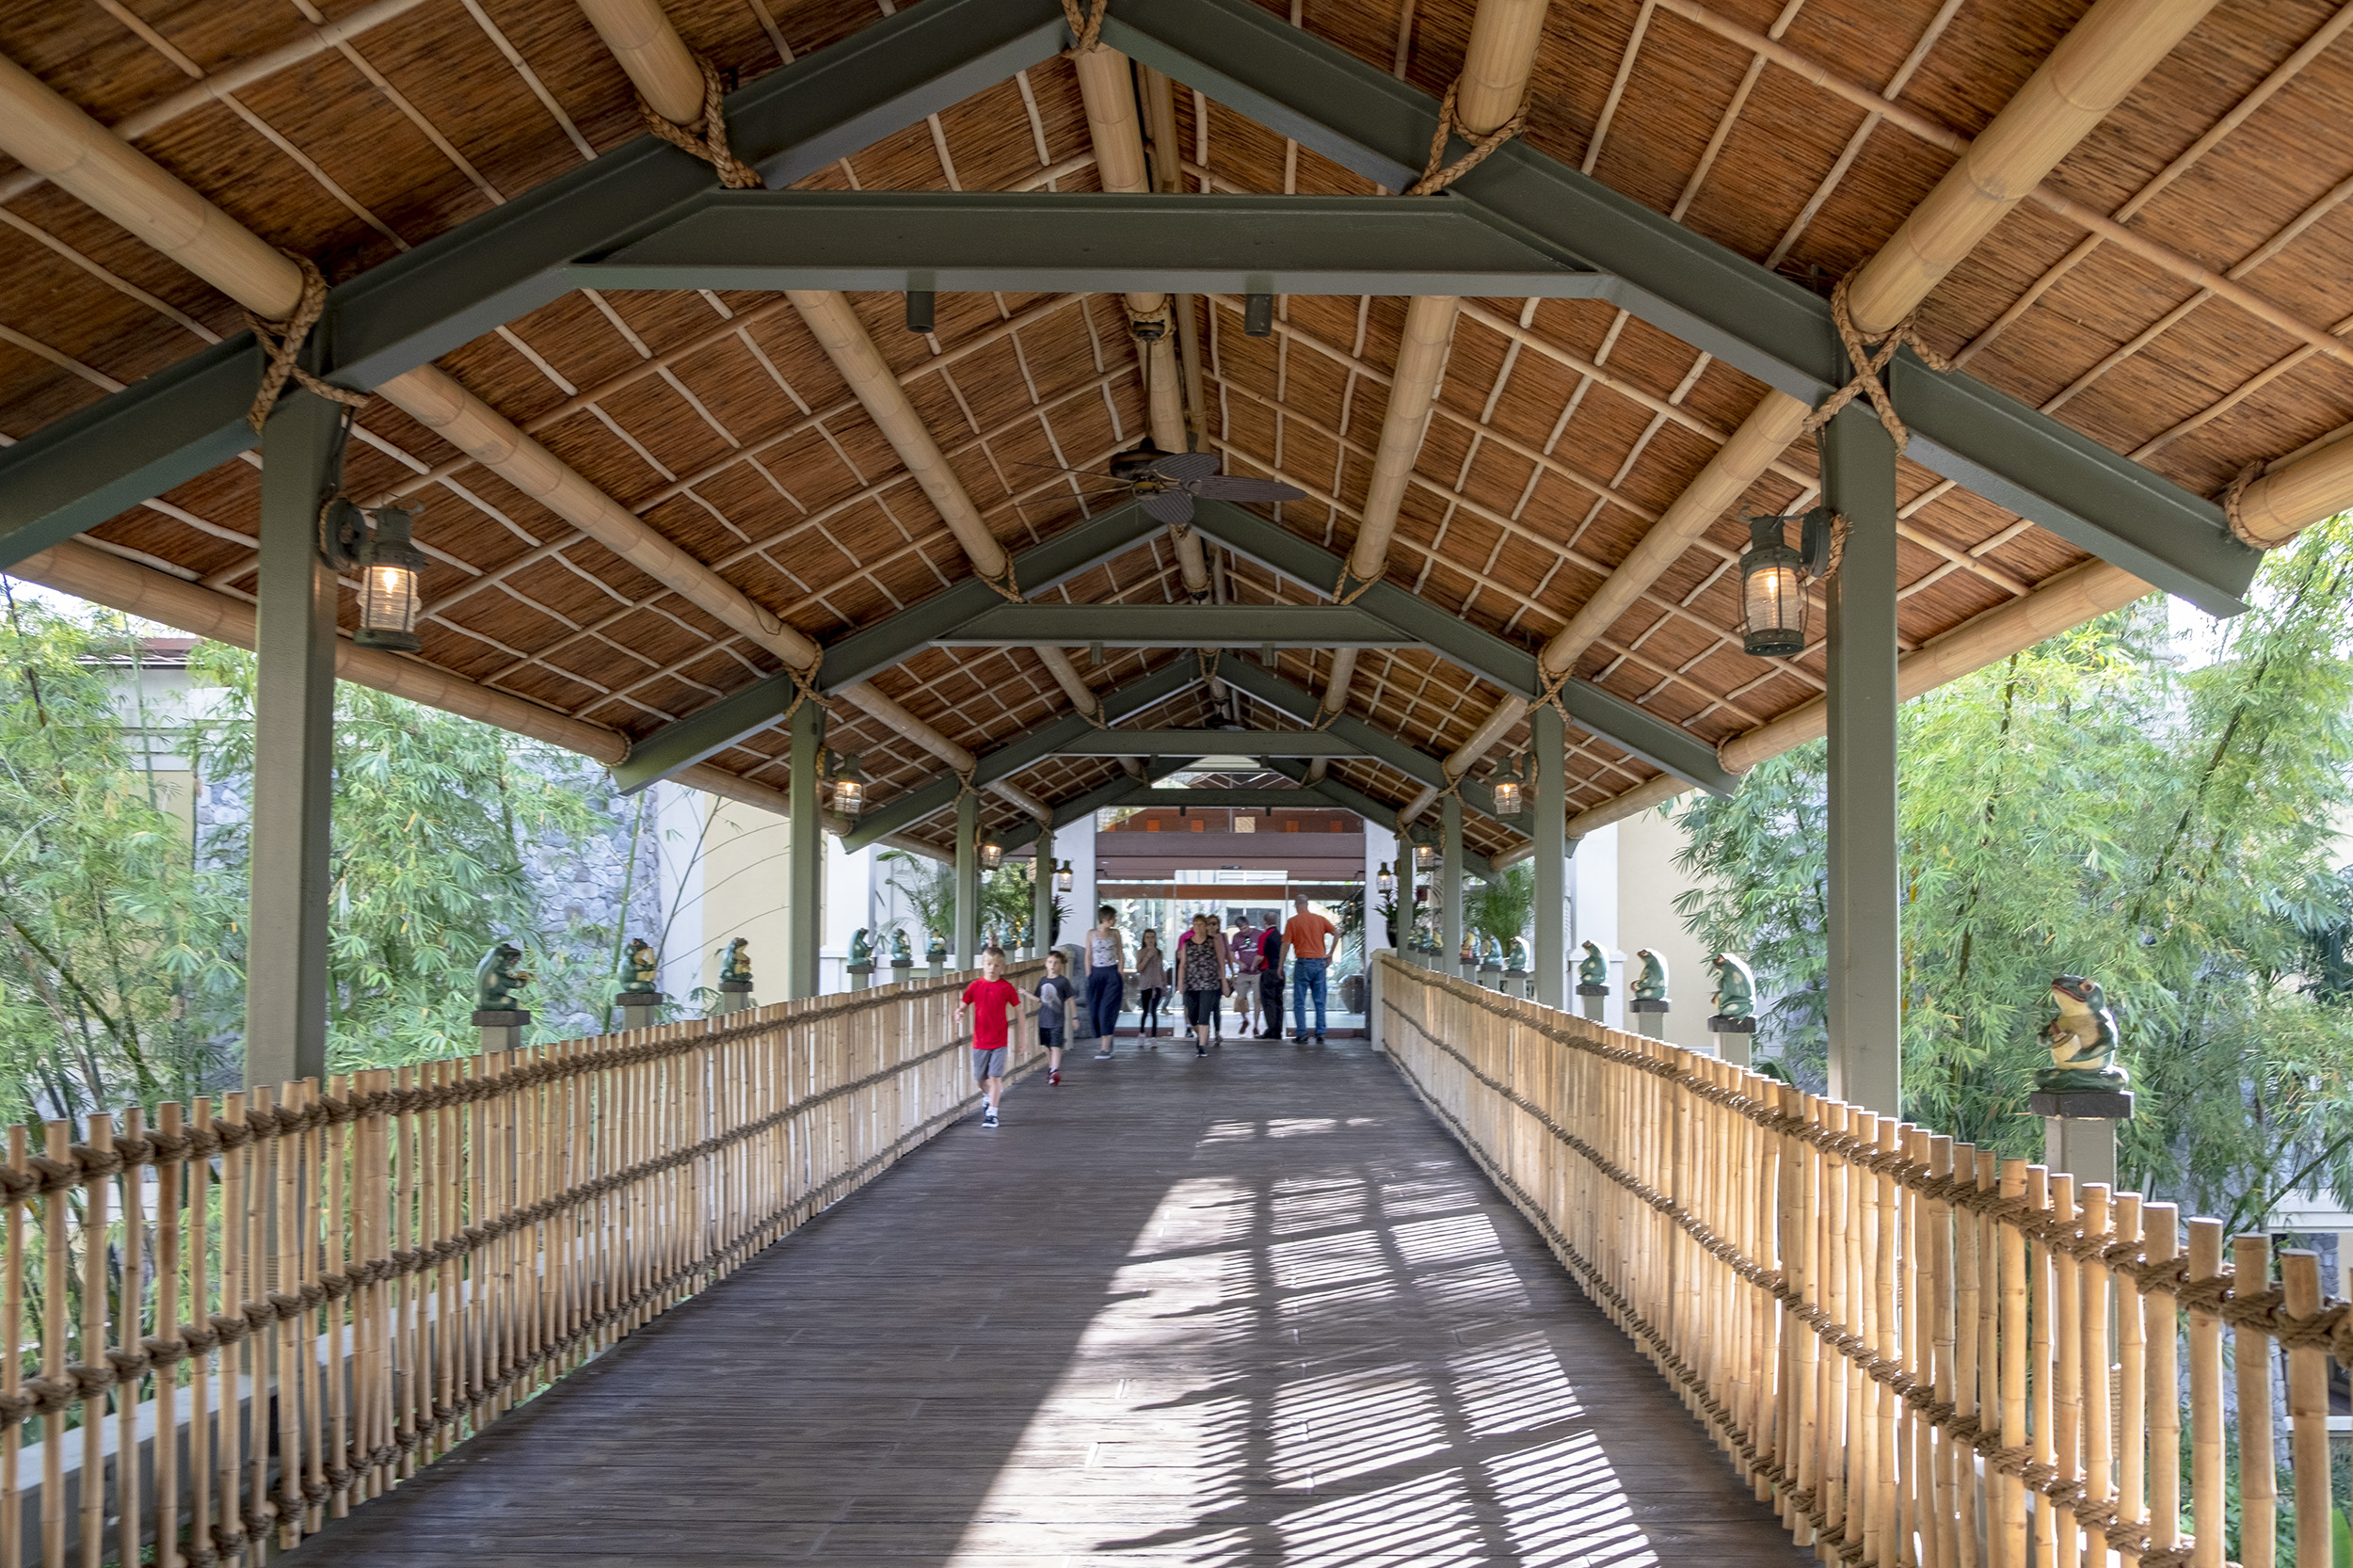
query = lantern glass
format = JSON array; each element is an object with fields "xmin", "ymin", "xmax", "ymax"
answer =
[
  {"xmin": 1376, "ymin": 861, "xmax": 1394, "ymax": 897},
  {"xmin": 980, "ymin": 840, "xmax": 1003, "ymax": 872},
  {"xmin": 1414, "ymin": 842, "xmax": 1436, "ymax": 871},
  {"xmin": 1739, "ymin": 514, "xmax": 1807, "ymax": 658},
  {"xmin": 829, "ymin": 752, "xmax": 866, "ymax": 819},
  {"xmin": 1054, "ymin": 860, "xmax": 1073, "ymax": 894},
  {"xmin": 353, "ymin": 507, "xmax": 424, "ymax": 652},
  {"xmin": 1491, "ymin": 776, "xmax": 1523, "ymax": 818}
]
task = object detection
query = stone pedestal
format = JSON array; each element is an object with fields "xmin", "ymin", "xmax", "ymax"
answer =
[
  {"xmin": 2031, "ymin": 1088, "xmax": 2133, "ymax": 1187},
  {"xmin": 473, "ymin": 1009, "xmax": 530, "ymax": 1054},
  {"xmin": 1505, "ymin": 968, "xmax": 1529, "ymax": 1000},
  {"xmin": 847, "ymin": 964, "xmax": 872, "ymax": 993},
  {"xmin": 616, "ymin": 991, "xmax": 663, "ymax": 1032},
  {"xmin": 1577, "ymin": 984, "xmax": 1607, "ymax": 1023},
  {"xmin": 889, "ymin": 959, "xmax": 913, "ymax": 989},
  {"xmin": 1709, "ymin": 1015, "xmax": 1755, "ymax": 1068},
  {"xmin": 1630, "ymin": 997, "xmax": 1669, "ymax": 1039},
  {"xmin": 1479, "ymin": 962, "xmax": 1502, "ymax": 991},
  {"xmin": 711, "ymin": 979, "xmax": 754, "ymax": 1016}
]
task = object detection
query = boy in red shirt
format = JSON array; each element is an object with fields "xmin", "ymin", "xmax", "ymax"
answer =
[{"xmin": 959, "ymin": 949, "xmax": 1022, "ymax": 1128}]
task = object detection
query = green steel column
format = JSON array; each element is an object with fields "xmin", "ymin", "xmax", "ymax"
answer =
[
  {"xmin": 954, "ymin": 791, "xmax": 979, "ymax": 968},
  {"xmin": 246, "ymin": 391, "xmax": 341, "ymax": 1087},
  {"xmin": 785, "ymin": 700, "xmax": 824, "ymax": 1000},
  {"xmin": 1532, "ymin": 702, "xmax": 1567, "ymax": 1009},
  {"xmin": 1031, "ymin": 819, "xmax": 1054, "ymax": 957},
  {"xmin": 1440, "ymin": 793, "xmax": 1465, "ymax": 970},
  {"xmin": 1821, "ymin": 404, "xmax": 1901, "ymax": 1114}
]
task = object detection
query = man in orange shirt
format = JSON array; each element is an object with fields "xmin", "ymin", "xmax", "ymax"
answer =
[{"xmin": 1282, "ymin": 894, "xmax": 1337, "ymax": 1045}]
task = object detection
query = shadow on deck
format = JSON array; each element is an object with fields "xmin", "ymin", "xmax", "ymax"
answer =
[{"xmin": 282, "ymin": 1036, "xmax": 1808, "ymax": 1566}]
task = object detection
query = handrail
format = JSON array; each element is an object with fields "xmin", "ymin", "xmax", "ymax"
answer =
[
  {"xmin": 0, "ymin": 961, "xmax": 1042, "ymax": 1565},
  {"xmin": 1378, "ymin": 953, "xmax": 2324, "ymax": 1568}
]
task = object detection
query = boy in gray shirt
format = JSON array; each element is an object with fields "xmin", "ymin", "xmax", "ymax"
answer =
[{"xmin": 1035, "ymin": 950, "xmax": 1077, "ymax": 1085}]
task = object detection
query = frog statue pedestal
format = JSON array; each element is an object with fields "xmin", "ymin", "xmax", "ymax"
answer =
[
  {"xmin": 1628, "ymin": 949, "xmax": 1670, "ymax": 1040},
  {"xmin": 1706, "ymin": 952, "xmax": 1757, "ymax": 1068},
  {"xmin": 472, "ymin": 942, "xmax": 533, "ymax": 1053},
  {"xmin": 888, "ymin": 929, "xmax": 915, "ymax": 987},
  {"xmin": 711, "ymin": 937, "xmax": 756, "ymax": 1016},
  {"xmin": 616, "ymin": 936, "xmax": 664, "ymax": 1031},
  {"xmin": 1576, "ymin": 940, "xmax": 1610, "ymax": 1024},
  {"xmin": 2027, "ymin": 975, "xmax": 2134, "ymax": 1187}
]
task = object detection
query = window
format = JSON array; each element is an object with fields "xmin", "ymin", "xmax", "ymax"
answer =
[
  {"xmin": 1190, "ymin": 818, "xmax": 1204, "ymax": 832},
  {"xmin": 1145, "ymin": 820, "xmax": 1160, "ymax": 831},
  {"xmin": 1283, "ymin": 821, "xmax": 1298, "ymax": 833},
  {"xmin": 1237, "ymin": 817, "xmax": 1257, "ymax": 833}
]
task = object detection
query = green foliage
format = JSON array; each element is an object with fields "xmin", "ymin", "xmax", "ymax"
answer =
[
  {"xmin": 1466, "ymin": 863, "xmax": 1535, "ymax": 952},
  {"xmin": 1673, "ymin": 518, "xmax": 2353, "ymax": 1224},
  {"xmin": 192, "ymin": 643, "xmax": 616, "ymax": 1069},
  {"xmin": 0, "ymin": 596, "xmax": 241, "ymax": 1118},
  {"xmin": 879, "ymin": 850, "xmax": 952, "ymax": 950}
]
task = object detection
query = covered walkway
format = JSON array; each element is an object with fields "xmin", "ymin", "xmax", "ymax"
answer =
[{"xmin": 282, "ymin": 1040, "xmax": 1803, "ymax": 1567}]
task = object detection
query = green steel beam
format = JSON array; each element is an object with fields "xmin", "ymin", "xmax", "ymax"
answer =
[
  {"xmin": 577, "ymin": 191, "xmax": 1605, "ymax": 297},
  {"xmin": 1000, "ymin": 759, "xmax": 1190, "ymax": 855},
  {"xmin": 613, "ymin": 503, "xmax": 1163, "ymax": 793},
  {"xmin": 1056, "ymin": 729, "xmax": 1375, "ymax": 758},
  {"xmin": 1185, "ymin": 502, "xmax": 1736, "ymax": 794},
  {"xmin": 1102, "ymin": 788, "xmax": 1338, "ymax": 808},
  {"xmin": 1260, "ymin": 760, "xmax": 1498, "ymax": 880},
  {"xmin": 1106, "ymin": 0, "xmax": 2255, "ymax": 616},
  {"xmin": 932, "ymin": 600, "xmax": 1416, "ymax": 649},
  {"xmin": 1213, "ymin": 656, "xmax": 1513, "ymax": 823},
  {"xmin": 0, "ymin": 0, "xmax": 1071, "ymax": 569},
  {"xmin": 837, "ymin": 662, "xmax": 1198, "ymax": 852}
]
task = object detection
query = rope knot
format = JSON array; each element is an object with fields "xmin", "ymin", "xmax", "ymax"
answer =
[
  {"xmin": 640, "ymin": 54, "xmax": 763, "ymax": 191},
  {"xmin": 1798, "ymin": 274, "xmax": 1952, "ymax": 452},
  {"xmin": 1407, "ymin": 78, "xmax": 1529, "ymax": 197},
  {"xmin": 245, "ymin": 253, "xmax": 368, "ymax": 437},
  {"xmin": 1061, "ymin": 0, "xmax": 1109, "ymax": 53}
]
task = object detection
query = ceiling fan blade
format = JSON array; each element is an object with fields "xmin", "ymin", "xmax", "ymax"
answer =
[
  {"xmin": 1141, "ymin": 491, "xmax": 1196, "ymax": 525},
  {"xmin": 1189, "ymin": 477, "xmax": 1308, "ymax": 504},
  {"xmin": 1153, "ymin": 452, "xmax": 1222, "ymax": 481}
]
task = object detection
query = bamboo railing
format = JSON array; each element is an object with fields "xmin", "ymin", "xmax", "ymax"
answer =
[
  {"xmin": 1378, "ymin": 954, "xmax": 2343, "ymax": 1568},
  {"xmin": 0, "ymin": 963, "xmax": 1040, "ymax": 1567}
]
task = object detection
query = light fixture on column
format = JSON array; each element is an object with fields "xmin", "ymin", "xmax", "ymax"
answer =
[
  {"xmin": 1054, "ymin": 859, "xmax": 1074, "ymax": 894},
  {"xmin": 1376, "ymin": 861, "xmax": 1394, "ymax": 897},
  {"xmin": 1738, "ymin": 505, "xmax": 1831, "ymax": 658},
  {"xmin": 352, "ymin": 506, "xmax": 426, "ymax": 652},
  {"xmin": 979, "ymin": 833, "xmax": 1004, "ymax": 872},
  {"xmin": 1488, "ymin": 754, "xmax": 1525, "ymax": 819},
  {"xmin": 826, "ymin": 751, "xmax": 866, "ymax": 818},
  {"xmin": 1410, "ymin": 823, "xmax": 1439, "ymax": 871}
]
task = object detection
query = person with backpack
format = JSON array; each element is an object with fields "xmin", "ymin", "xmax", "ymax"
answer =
[{"xmin": 1255, "ymin": 919, "xmax": 1285, "ymax": 1037}]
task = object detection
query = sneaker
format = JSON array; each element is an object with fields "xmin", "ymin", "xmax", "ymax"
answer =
[
  {"xmin": 1195, "ymin": 1043, "xmax": 1209, "ymax": 1057},
  {"xmin": 983, "ymin": 1108, "xmax": 999, "ymax": 1128},
  {"xmin": 1315, "ymin": 1034, "xmax": 1327, "ymax": 1045},
  {"xmin": 1093, "ymin": 1048, "xmax": 1112, "ymax": 1060},
  {"xmin": 1049, "ymin": 1069, "xmax": 1062, "ymax": 1086}
]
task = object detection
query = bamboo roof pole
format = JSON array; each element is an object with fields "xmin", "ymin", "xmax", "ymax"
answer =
[
  {"xmin": 0, "ymin": 40, "xmax": 1046, "ymax": 820},
  {"xmin": 1407, "ymin": 0, "xmax": 2220, "ymax": 829},
  {"xmin": 572, "ymin": 0, "xmax": 704, "ymax": 124}
]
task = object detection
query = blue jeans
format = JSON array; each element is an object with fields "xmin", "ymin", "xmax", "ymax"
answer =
[
  {"xmin": 1291, "ymin": 957, "xmax": 1328, "ymax": 1038},
  {"xmin": 1086, "ymin": 965, "xmax": 1123, "ymax": 1042}
]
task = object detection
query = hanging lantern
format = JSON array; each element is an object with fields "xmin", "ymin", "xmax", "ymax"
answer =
[
  {"xmin": 1054, "ymin": 859, "xmax": 1074, "ymax": 894},
  {"xmin": 979, "ymin": 833, "xmax": 1004, "ymax": 872},
  {"xmin": 1410, "ymin": 823, "xmax": 1440, "ymax": 871},
  {"xmin": 1489, "ymin": 755, "xmax": 1525, "ymax": 819},
  {"xmin": 827, "ymin": 752, "xmax": 866, "ymax": 819},
  {"xmin": 353, "ymin": 506, "xmax": 425, "ymax": 651},
  {"xmin": 1375, "ymin": 861, "xmax": 1394, "ymax": 897},
  {"xmin": 1739, "ymin": 508, "xmax": 1808, "ymax": 658}
]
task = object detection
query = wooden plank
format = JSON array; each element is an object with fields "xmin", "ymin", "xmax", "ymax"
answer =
[{"xmin": 277, "ymin": 1042, "xmax": 1808, "ymax": 1564}]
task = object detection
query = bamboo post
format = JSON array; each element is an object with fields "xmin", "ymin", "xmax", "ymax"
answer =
[
  {"xmin": 2028, "ymin": 1167, "xmax": 2057, "ymax": 1568},
  {"xmin": 2185, "ymin": 1217, "xmax": 2224, "ymax": 1568},
  {"xmin": 2144, "ymin": 1204, "xmax": 2181, "ymax": 1568},
  {"xmin": 2113, "ymin": 1193, "xmax": 2146, "ymax": 1568},
  {"xmin": 115, "ymin": 1108, "xmax": 146, "ymax": 1568},
  {"xmin": 1950, "ymin": 1143, "xmax": 1980, "ymax": 1568},
  {"xmin": 2281, "ymin": 1250, "xmax": 2329, "ymax": 1568},
  {"xmin": 2077, "ymin": 1185, "xmax": 2112, "ymax": 1568},
  {"xmin": 2050, "ymin": 1174, "xmax": 2080, "ymax": 1568},
  {"xmin": 1997, "ymin": 1158, "xmax": 2028, "ymax": 1568},
  {"xmin": 2233, "ymin": 1234, "xmax": 2277, "ymax": 1568}
]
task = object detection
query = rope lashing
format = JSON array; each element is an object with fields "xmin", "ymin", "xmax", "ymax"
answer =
[
  {"xmin": 1061, "ymin": 0, "xmax": 1109, "ymax": 53},
  {"xmin": 2219, "ymin": 457, "xmax": 2281, "ymax": 550},
  {"xmin": 245, "ymin": 254, "xmax": 368, "ymax": 437},
  {"xmin": 638, "ymin": 54, "xmax": 763, "ymax": 191},
  {"xmin": 1406, "ymin": 78, "xmax": 1529, "ymax": 197},
  {"xmin": 979, "ymin": 557, "xmax": 1025, "ymax": 602},
  {"xmin": 1798, "ymin": 274, "xmax": 1953, "ymax": 453},
  {"xmin": 773, "ymin": 657, "xmax": 826, "ymax": 728},
  {"xmin": 1329, "ymin": 561, "xmax": 1381, "ymax": 603}
]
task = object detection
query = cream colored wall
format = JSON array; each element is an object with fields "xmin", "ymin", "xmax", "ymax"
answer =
[
  {"xmin": 1614, "ymin": 808, "xmax": 1716, "ymax": 1053},
  {"xmin": 693, "ymin": 794, "xmax": 795, "ymax": 996}
]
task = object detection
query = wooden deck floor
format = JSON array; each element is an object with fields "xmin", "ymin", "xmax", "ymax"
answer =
[{"xmin": 283, "ymin": 1036, "xmax": 1811, "ymax": 1566}]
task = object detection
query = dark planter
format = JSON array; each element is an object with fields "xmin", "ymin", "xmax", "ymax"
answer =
[{"xmin": 1340, "ymin": 973, "xmax": 1368, "ymax": 1015}]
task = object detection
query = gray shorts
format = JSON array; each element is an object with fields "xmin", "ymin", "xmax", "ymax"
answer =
[{"xmin": 972, "ymin": 1047, "xmax": 1009, "ymax": 1082}]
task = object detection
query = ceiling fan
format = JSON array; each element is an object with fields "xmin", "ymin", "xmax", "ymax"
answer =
[{"xmin": 1104, "ymin": 439, "xmax": 1307, "ymax": 525}]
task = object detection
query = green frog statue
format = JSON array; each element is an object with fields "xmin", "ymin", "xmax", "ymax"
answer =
[
  {"xmin": 1507, "ymin": 936, "xmax": 1531, "ymax": 972},
  {"xmin": 619, "ymin": 936, "xmax": 660, "ymax": 995},
  {"xmin": 848, "ymin": 928, "xmax": 873, "ymax": 968},
  {"xmin": 2037, "ymin": 974, "xmax": 2128, "ymax": 1094},
  {"xmin": 1577, "ymin": 940, "xmax": 1609, "ymax": 993},
  {"xmin": 925, "ymin": 930, "xmax": 948, "ymax": 966},
  {"xmin": 717, "ymin": 936, "xmax": 752, "ymax": 985},
  {"xmin": 474, "ymin": 942, "xmax": 532, "ymax": 1012},
  {"xmin": 1708, "ymin": 952, "xmax": 1756, "ymax": 1024},
  {"xmin": 888, "ymin": 929, "xmax": 914, "ymax": 967},
  {"xmin": 1631, "ymin": 949, "xmax": 1670, "ymax": 1004}
]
